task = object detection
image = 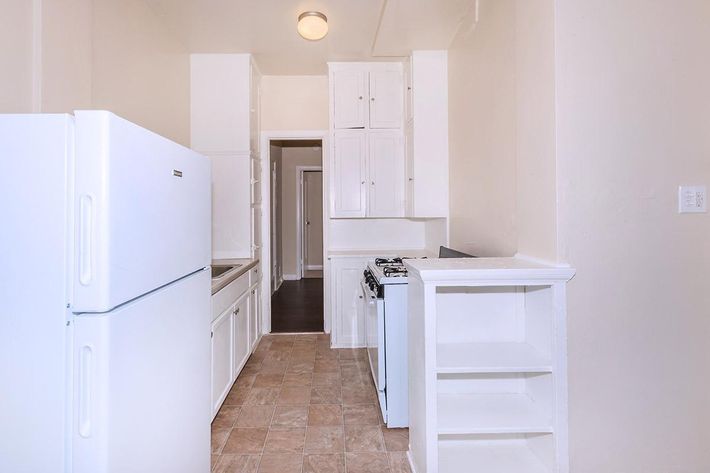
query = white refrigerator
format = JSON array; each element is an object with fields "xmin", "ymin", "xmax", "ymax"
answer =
[{"xmin": 0, "ymin": 111, "xmax": 212, "ymax": 473}]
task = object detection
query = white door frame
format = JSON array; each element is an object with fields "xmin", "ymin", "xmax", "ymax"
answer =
[
  {"xmin": 297, "ymin": 167, "xmax": 323, "ymax": 278},
  {"xmin": 260, "ymin": 130, "xmax": 329, "ymax": 335}
]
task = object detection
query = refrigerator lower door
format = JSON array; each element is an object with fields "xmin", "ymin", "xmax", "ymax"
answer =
[
  {"xmin": 72, "ymin": 111, "xmax": 211, "ymax": 313},
  {"xmin": 72, "ymin": 269, "xmax": 211, "ymax": 473}
]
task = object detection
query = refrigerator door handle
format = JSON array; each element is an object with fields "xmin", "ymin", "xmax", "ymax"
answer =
[
  {"xmin": 79, "ymin": 195, "xmax": 93, "ymax": 285},
  {"xmin": 78, "ymin": 345, "xmax": 93, "ymax": 438}
]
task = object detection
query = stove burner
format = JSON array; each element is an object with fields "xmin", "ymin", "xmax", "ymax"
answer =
[
  {"xmin": 383, "ymin": 267, "xmax": 408, "ymax": 277},
  {"xmin": 375, "ymin": 257, "xmax": 404, "ymax": 267}
]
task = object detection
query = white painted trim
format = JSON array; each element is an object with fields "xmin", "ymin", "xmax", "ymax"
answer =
[
  {"xmin": 296, "ymin": 166, "xmax": 323, "ymax": 279},
  {"xmin": 31, "ymin": 0, "xmax": 42, "ymax": 112},
  {"xmin": 283, "ymin": 274, "xmax": 300, "ymax": 281},
  {"xmin": 306, "ymin": 265, "xmax": 323, "ymax": 271},
  {"xmin": 261, "ymin": 130, "xmax": 329, "ymax": 336}
]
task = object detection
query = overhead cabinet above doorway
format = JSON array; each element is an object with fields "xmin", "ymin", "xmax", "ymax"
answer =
[{"xmin": 331, "ymin": 64, "xmax": 404, "ymax": 130}]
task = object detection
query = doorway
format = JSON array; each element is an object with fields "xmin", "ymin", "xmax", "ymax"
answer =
[{"xmin": 268, "ymin": 139, "xmax": 324, "ymax": 333}]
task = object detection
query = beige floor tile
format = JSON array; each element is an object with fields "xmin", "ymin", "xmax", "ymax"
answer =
[
  {"xmin": 381, "ymin": 427, "xmax": 408, "ymax": 452},
  {"xmin": 224, "ymin": 387, "xmax": 251, "ymax": 406},
  {"xmin": 278, "ymin": 386, "xmax": 312, "ymax": 405},
  {"xmin": 344, "ymin": 425, "xmax": 386, "ymax": 453},
  {"xmin": 345, "ymin": 452, "xmax": 391, "ymax": 473},
  {"xmin": 265, "ymin": 350, "xmax": 292, "ymax": 362},
  {"xmin": 308, "ymin": 404, "xmax": 343, "ymax": 426},
  {"xmin": 213, "ymin": 406, "xmax": 241, "ymax": 429},
  {"xmin": 313, "ymin": 359, "xmax": 340, "ymax": 373},
  {"xmin": 271, "ymin": 406, "xmax": 309, "ymax": 429},
  {"xmin": 312, "ymin": 372, "xmax": 341, "ymax": 386},
  {"xmin": 304, "ymin": 426, "xmax": 345, "ymax": 454},
  {"xmin": 260, "ymin": 360, "xmax": 289, "ymax": 374},
  {"xmin": 244, "ymin": 388, "xmax": 281, "ymax": 405},
  {"xmin": 287, "ymin": 361, "xmax": 315, "ymax": 374},
  {"xmin": 212, "ymin": 428, "xmax": 231, "ymax": 454},
  {"xmin": 212, "ymin": 454, "xmax": 221, "ymax": 471},
  {"xmin": 387, "ymin": 452, "xmax": 412, "ymax": 473},
  {"xmin": 257, "ymin": 453, "xmax": 302, "ymax": 473},
  {"xmin": 283, "ymin": 372, "xmax": 313, "ymax": 387},
  {"xmin": 263, "ymin": 428, "xmax": 306, "ymax": 453},
  {"xmin": 302, "ymin": 453, "xmax": 345, "ymax": 473},
  {"xmin": 341, "ymin": 386, "xmax": 376, "ymax": 405},
  {"xmin": 223, "ymin": 428, "xmax": 268, "ymax": 454},
  {"xmin": 235, "ymin": 405, "xmax": 276, "ymax": 428},
  {"xmin": 214, "ymin": 454, "xmax": 261, "ymax": 473},
  {"xmin": 342, "ymin": 405, "xmax": 381, "ymax": 426},
  {"xmin": 234, "ymin": 373, "xmax": 258, "ymax": 390},
  {"xmin": 310, "ymin": 386, "xmax": 342, "ymax": 404},
  {"xmin": 253, "ymin": 373, "xmax": 285, "ymax": 388}
]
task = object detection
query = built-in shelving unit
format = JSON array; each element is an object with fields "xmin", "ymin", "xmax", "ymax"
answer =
[{"xmin": 405, "ymin": 257, "xmax": 575, "ymax": 473}]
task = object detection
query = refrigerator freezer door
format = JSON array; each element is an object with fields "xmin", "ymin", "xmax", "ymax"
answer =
[
  {"xmin": 72, "ymin": 111, "xmax": 211, "ymax": 313},
  {"xmin": 72, "ymin": 269, "xmax": 211, "ymax": 473}
]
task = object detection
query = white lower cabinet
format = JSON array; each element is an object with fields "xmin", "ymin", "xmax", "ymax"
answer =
[
  {"xmin": 211, "ymin": 304, "xmax": 234, "ymax": 414},
  {"xmin": 232, "ymin": 295, "xmax": 250, "ymax": 378},
  {"xmin": 330, "ymin": 257, "xmax": 369, "ymax": 347},
  {"xmin": 210, "ymin": 267, "xmax": 262, "ymax": 418}
]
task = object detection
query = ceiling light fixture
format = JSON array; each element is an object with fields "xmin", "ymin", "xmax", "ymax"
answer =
[{"xmin": 297, "ymin": 11, "xmax": 328, "ymax": 41}]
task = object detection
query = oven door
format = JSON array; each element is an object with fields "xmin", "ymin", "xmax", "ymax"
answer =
[{"xmin": 361, "ymin": 280, "xmax": 386, "ymax": 393}]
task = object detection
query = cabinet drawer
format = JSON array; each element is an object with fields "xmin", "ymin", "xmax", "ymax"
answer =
[{"xmin": 212, "ymin": 273, "xmax": 249, "ymax": 321}]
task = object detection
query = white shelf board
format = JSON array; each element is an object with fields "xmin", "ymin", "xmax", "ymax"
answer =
[
  {"xmin": 437, "ymin": 342, "xmax": 552, "ymax": 374},
  {"xmin": 439, "ymin": 440, "xmax": 551, "ymax": 473},
  {"xmin": 437, "ymin": 393, "xmax": 553, "ymax": 435}
]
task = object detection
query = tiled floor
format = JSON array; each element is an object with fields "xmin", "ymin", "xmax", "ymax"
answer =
[{"xmin": 211, "ymin": 333, "xmax": 411, "ymax": 473}]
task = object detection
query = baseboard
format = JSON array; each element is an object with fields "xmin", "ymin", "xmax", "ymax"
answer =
[
  {"xmin": 330, "ymin": 343, "xmax": 367, "ymax": 349},
  {"xmin": 406, "ymin": 450, "xmax": 418, "ymax": 473},
  {"xmin": 283, "ymin": 274, "xmax": 300, "ymax": 281},
  {"xmin": 306, "ymin": 265, "xmax": 323, "ymax": 271}
]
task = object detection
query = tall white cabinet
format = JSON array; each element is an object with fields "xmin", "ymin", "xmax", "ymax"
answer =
[
  {"xmin": 191, "ymin": 53, "xmax": 262, "ymax": 260},
  {"xmin": 329, "ymin": 62, "xmax": 405, "ymax": 218},
  {"xmin": 405, "ymin": 257, "xmax": 575, "ymax": 473}
]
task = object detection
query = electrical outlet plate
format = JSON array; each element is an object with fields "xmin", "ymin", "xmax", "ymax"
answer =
[{"xmin": 678, "ymin": 185, "xmax": 707, "ymax": 213}]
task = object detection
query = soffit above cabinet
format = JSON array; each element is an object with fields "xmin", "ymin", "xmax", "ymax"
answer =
[{"xmin": 142, "ymin": 0, "xmax": 476, "ymax": 74}]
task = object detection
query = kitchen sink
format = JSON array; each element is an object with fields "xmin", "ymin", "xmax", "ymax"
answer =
[{"xmin": 212, "ymin": 265, "xmax": 241, "ymax": 278}]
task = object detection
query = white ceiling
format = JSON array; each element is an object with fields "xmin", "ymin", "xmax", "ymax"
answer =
[{"xmin": 143, "ymin": 0, "xmax": 475, "ymax": 75}]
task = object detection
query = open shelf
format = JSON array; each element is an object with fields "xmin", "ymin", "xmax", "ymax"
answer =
[
  {"xmin": 439, "ymin": 438, "xmax": 552, "ymax": 473},
  {"xmin": 437, "ymin": 393, "xmax": 553, "ymax": 435},
  {"xmin": 437, "ymin": 342, "xmax": 552, "ymax": 374}
]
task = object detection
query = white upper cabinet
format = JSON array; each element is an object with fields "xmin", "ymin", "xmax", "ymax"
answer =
[
  {"xmin": 330, "ymin": 63, "xmax": 403, "ymax": 131},
  {"xmin": 331, "ymin": 131, "xmax": 367, "ymax": 218},
  {"xmin": 368, "ymin": 132, "xmax": 405, "ymax": 217},
  {"xmin": 406, "ymin": 51, "xmax": 449, "ymax": 218},
  {"xmin": 191, "ymin": 54, "xmax": 258, "ymax": 154},
  {"xmin": 333, "ymin": 69, "xmax": 368, "ymax": 129},
  {"xmin": 369, "ymin": 69, "xmax": 404, "ymax": 129}
]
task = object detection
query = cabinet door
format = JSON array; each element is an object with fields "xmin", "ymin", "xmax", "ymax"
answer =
[
  {"xmin": 211, "ymin": 305, "xmax": 233, "ymax": 415},
  {"xmin": 333, "ymin": 69, "xmax": 367, "ymax": 129},
  {"xmin": 232, "ymin": 295, "xmax": 250, "ymax": 377},
  {"xmin": 368, "ymin": 132, "xmax": 405, "ymax": 217},
  {"xmin": 404, "ymin": 122, "xmax": 414, "ymax": 218},
  {"xmin": 332, "ymin": 258, "xmax": 369, "ymax": 347},
  {"xmin": 369, "ymin": 69, "xmax": 403, "ymax": 129},
  {"xmin": 249, "ymin": 286, "xmax": 260, "ymax": 351},
  {"xmin": 331, "ymin": 132, "xmax": 367, "ymax": 218}
]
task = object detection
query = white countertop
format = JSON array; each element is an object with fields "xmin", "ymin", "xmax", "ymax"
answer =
[
  {"xmin": 404, "ymin": 256, "xmax": 575, "ymax": 283},
  {"xmin": 327, "ymin": 248, "xmax": 436, "ymax": 258}
]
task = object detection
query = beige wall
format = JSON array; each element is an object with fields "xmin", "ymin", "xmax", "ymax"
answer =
[
  {"xmin": 555, "ymin": 1, "xmax": 710, "ymax": 471},
  {"xmin": 0, "ymin": 0, "xmax": 189, "ymax": 146},
  {"xmin": 92, "ymin": 0, "xmax": 190, "ymax": 146},
  {"xmin": 279, "ymin": 145, "xmax": 323, "ymax": 277},
  {"xmin": 0, "ymin": 0, "xmax": 35, "ymax": 112},
  {"xmin": 261, "ymin": 76, "xmax": 329, "ymax": 131},
  {"xmin": 448, "ymin": 0, "xmax": 517, "ymax": 256}
]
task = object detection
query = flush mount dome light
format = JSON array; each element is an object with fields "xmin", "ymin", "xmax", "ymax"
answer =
[{"xmin": 297, "ymin": 11, "xmax": 328, "ymax": 41}]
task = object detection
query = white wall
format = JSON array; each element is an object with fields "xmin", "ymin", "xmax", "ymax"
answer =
[
  {"xmin": 0, "ymin": 0, "xmax": 34, "ymax": 112},
  {"xmin": 555, "ymin": 1, "xmax": 710, "ymax": 471},
  {"xmin": 92, "ymin": 0, "xmax": 190, "ymax": 146},
  {"xmin": 261, "ymin": 75, "xmax": 329, "ymax": 131}
]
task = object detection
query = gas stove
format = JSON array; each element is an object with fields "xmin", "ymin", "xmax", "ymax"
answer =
[{"xmin": 366, "ymin": 256, "xmax": 424, "ymax": 285}]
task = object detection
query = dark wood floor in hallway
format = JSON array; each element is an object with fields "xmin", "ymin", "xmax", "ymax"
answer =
[{"xmin": 271, "ymin": 279, "xmax": 324, "ymax": 333}]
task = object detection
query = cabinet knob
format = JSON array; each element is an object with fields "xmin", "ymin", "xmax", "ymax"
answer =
[
  {"xmin": 358, "ymin": 96, "xmax": 363, "ymax": 100},
  {"xmin": 371, "ymin": 97, "xmax": 375, "ymax": 102},
  {"xmin": 371, "ymin": 181, "xmax": 375, "ymax": 185},
  {"xmin": 234, "ymin": 308, "xmax": 240, "ymax": 315},
  {"xmin": 408, "ymin": 178, "xmax": 414, "ymax": 181},
  {"xmin": 361, "ymin": 181, "xmax": 366, "ymax": 185}
]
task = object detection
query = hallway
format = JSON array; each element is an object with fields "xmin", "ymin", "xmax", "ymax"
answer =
[{"xmin": 271, "ymin": 279, "xmax": 324, "ymax": 333}]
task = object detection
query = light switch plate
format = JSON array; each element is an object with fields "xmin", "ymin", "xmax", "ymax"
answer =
[{"xmin": 678, "ymin": 185, "xmax": 707, "ymax": 213}]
